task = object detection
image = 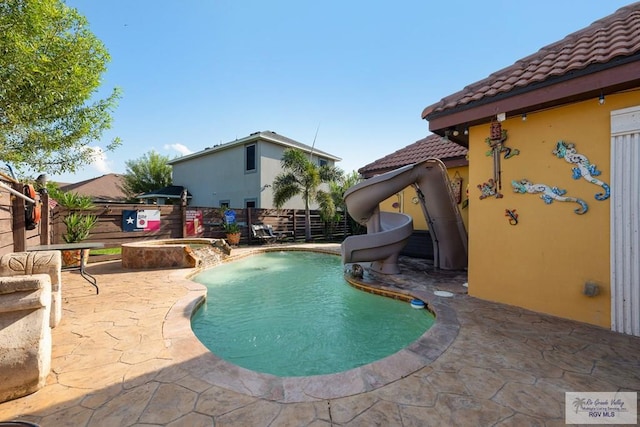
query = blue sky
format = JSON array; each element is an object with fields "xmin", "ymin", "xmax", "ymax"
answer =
[{"xmin": 54, "ymin": 1, "xmax": 633, "ymax": 183}]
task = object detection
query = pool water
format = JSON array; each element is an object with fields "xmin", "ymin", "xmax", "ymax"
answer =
[{"xmin": 191, "ymin": 251, "xmax": 435, "ymax": 377}]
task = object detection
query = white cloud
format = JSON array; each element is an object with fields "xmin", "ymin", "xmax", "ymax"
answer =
[
  {"xmin": 164, "ymin": 143, "xmax": 193, "ymax": 156},
  {"xmin": 87, "ymin": 146, "xmax": 111, "ymax": 174}
]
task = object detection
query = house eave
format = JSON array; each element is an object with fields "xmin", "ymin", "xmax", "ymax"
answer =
[{"xmin": 424, "ymin": 58, "xmax": 640, "ymax": 147}]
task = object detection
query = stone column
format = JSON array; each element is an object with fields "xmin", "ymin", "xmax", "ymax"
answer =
[
  {"xmin": 0, "ymin": 251, "xmax": 62, "ymax": 328},
  {"xmin": 0, "ymin": 274, "xmax": 52, "ymax": 403}
]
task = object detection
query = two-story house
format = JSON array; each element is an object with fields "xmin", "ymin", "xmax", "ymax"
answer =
[{"xmin": 168, "ymin": 130, "xmax": 341, "ymax": 209}]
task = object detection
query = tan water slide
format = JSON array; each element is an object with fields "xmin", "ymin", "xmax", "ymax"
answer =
[{"xmin": 341, "ymin": 158, "xmax": 468, "ymax": 274}]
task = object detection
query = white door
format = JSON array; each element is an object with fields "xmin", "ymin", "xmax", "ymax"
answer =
[{"xmin": 610, "ymin": 106, "xmax": 640, "ymax": 336}]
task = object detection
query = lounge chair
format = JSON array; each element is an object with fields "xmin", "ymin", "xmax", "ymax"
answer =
[
  {"xmin": 265, "ymin": 224, "xmax": 294, "ymax": 241},
  {"xmin": 251, "ymin": 224, "xmax": 277, "ymax": 244}
]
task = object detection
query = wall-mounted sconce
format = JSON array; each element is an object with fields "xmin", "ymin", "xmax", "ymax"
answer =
[
  {"xmin": 599, "ymin": 93, "xmax": 605, "ymax": 105},
  {"xmin": 583, "ymin": 281, "xmax": 600, "ymax": 297},
  {"xmin": 521, "ymin": 113, "xmax": 527, "ymax": 121},
  {"xmin": 452, "ymin": 129, "xmax": 460, "ymax": 137},
  {"xmin": 463, "ymin": 128, "xmax": 469, "ymax": 135}
]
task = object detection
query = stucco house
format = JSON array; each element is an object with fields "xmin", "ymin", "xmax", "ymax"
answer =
[
  {"xmin": 358, "ymin": 134, "xmax": 468, "ymax": 258},
  {"xmin": 419, "ymin": 3, "xmax": 640, "ymax": 335},
  {"xmin": 359, "ymin": 134, "xmax": 469, "ymax": 229},
  {"xmin": 168, "ymin": 131, "xmax": 341, "ymax": 209}
]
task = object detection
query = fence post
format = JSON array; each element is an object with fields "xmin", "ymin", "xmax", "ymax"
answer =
[
  {"xmin": 180, "ymin": 188, "xmax": 188, "ymax": 238},
  {"xmin": 11, "ymin": 182, "xmax": 26, "ymax": 252},
  {"xmin": 292, "ymin": 209, "xmax": 297, "ymax": 240},
  {"xmin": 39, "ymin": 190, "xmax": 50, "ymax": 245},
  {"xmin": 246, "ymin": 207, "xmax": 253, "ymax": 245}
]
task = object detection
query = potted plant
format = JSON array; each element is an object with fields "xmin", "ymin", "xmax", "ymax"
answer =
[
  {"xmin": 224, "ymin": 222, "xmax": 241, "ymax": 246},
  {"xmin": 51, "ymin": 189, "xmax": 99, "ymax": 267},
  {"xmin": 63, "ymin": 212, "xmax": 98, "ymax": 244},
  {"xmin": 59, "ymin": 212, "xmax": 98, "ymax": 267}
]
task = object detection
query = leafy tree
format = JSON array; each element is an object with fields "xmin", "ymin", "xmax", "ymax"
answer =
[
  {"xmin": 0, "ymin": 0, "xmax": 121, "ymax": 176},
  {"xmin": 324, "ymin": 170, "xmax": 363, "ymax": 237},
  {"xmin": 121, "ymin": 151, "xmax": 172, "ymax": 199},
  {"xmin": 272, "ymin": 148, "xmax": 343, "ymax": 241}
]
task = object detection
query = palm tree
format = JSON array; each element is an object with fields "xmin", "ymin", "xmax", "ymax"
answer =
[
  {"xmin": 272, "ymin": 149, "xmax": 343, "ymax": 241},
  {"xmin": 572, "ymin": 397, "xmax": 587, "ymax": 414},
  {"xmin": 328, "ymin": 170, "xmax": 364, "ymax": 236}
]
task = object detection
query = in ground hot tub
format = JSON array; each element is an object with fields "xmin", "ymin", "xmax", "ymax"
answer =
[{"xmin": 122, "ymin": 238, "xmax": 230, "ymax": 269}]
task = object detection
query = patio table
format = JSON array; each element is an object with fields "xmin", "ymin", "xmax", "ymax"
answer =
[{"xmin": 28, "ymin": 242, "xmax": 105, "ymax": 294}]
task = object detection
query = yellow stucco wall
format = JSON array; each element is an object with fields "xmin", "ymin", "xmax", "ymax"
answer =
[
  {"xmin": 467, "ymin": 90, "xmax": 640, "ymax": 328},
  {"xmin": 379, "ymin": 165, "xmax": 469, "ymax": 231}
]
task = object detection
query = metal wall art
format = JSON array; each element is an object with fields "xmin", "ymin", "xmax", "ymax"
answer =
[
  {"xmin": 511, "ymin": 179, "xmax": 588, "ymax": 214},
  {"xmin": 505, "ymin": 209, "xmax": 519, "ymax": 225},
  {"xmin": 478, "ymin": 178, "xmax": 503, "ymax": 199},
  {"xmin": 450, "ymin": 171, "xmax": 463, "ymax": 204},
  {"xmin": 485, "ymin": 121, "xmax": 520, "ymax": 192},
  {"xmin": 552, "ymin": 141, "xmax": 610, "ymax": 200}
]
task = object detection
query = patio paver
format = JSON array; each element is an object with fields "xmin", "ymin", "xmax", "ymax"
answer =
[{"xmin": 0, "ymin": 243, "xmax": 638, "ymax": 426}]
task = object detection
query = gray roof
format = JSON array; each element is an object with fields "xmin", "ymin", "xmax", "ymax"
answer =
[
  {"xmin": 168, "ymin": 130, "xmax": 342, "ymax": 165},
  {"xmin": 57, "ymin": 173, "xmax": 128, "ymax": 203}
]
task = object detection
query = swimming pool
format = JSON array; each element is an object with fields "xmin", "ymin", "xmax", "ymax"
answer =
[{"xmin": 191, "ymin": 251, "xmax": 434, "ymax": 377}]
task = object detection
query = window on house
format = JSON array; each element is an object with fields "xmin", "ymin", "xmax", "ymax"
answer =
[
  {"xmin": 318, "ymin": 158, "xmax": 327, "ymax": 167},
  {"xmin": 245, "ymin": 199, "xmax": 257, "ymax": 209},
  {"xmin": 220, "ymin": 200, "xmax": 230, "ymax": 209},
  {"xmin": 245, "ymin": 144, "xmax": 256, "ymax": 172}
]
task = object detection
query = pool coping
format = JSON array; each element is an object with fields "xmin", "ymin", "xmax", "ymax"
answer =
[{"xmin": 162, "ymin": 246, "xmax": 460, "ymax": 403}]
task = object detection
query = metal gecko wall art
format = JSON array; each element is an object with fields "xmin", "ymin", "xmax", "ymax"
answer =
[
  {"xmin": 504, "ymin": 209, "xmax": 519, "ymax": 225},
  {"xmin": 478, "ymin": 121, "xmax": 519, "ymax": 200},
  {"xmin": 478, "ymin": 178, "xmax": 503, "ymax": 199},
  {"xmin": 484, "ymin": 121, "xmax": 520, "ymax": 192},
  {"xmin": 552, "ymin": 141, "xmax": 610, "ymax": 200},
  {"xmin": 511, "ymin": 179, "xmax": 588, "ymax": 214}
]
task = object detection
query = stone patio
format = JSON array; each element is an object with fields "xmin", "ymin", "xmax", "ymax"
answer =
[{"xmin": 0, "ymin": 243, "xmax": 638, "ymax": 426}]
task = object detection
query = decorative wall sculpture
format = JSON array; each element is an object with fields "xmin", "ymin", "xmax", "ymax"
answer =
[
  {"xmin": 511, "ymin": 179, "xmax": 588, "ymax": 214},
  {"xmin": 485, "ymin": 121, "xmax": 520, "ymax": 160},
  {"xmin": 478, "ymin": 178, "xmax": 503, "ymax": 199},
  {"xmin": 450, "ymin": 171, "xmax": 463, "ymax": 204},
  {"xmin": 552, "ymin": 141, "xmax": 610, "ymax": 200},
  {"xmin": 481, "ymin": 121, "xmax": 519, "ymax": 198},
  {"xmin": 485, "ymin": 122, "xmax": 520, "ymax": 190},
  {"xmin": 505, "ymin": 209, "xmax": 519, "ymax": 225}
]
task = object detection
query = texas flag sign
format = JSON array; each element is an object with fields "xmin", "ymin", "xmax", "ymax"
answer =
[{"xmin": 122, "ymin": 210, "xmax": 161, "ymax": 232}]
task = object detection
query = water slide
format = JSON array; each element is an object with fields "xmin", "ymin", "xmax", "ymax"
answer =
[{"xmin": 341, "ymin": 158, "xmax": 468, "ymax": 274}]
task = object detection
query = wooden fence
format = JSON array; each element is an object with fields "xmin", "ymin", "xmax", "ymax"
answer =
[
  {"xmin": 0, "ymin": 181, "xmax": 43, "ymax": 255},
  {"xmin": 43, "ymin": 204, "xmax": 350, "ymax": 262},
  {"xmin": 1, "ymin": 181, "xmax": 437, "ymax": 264},
  {"xmin": 0, "ymin": 180, "xmax": 352, "ymax": 260},
  {"xmin": 1, "ymin": 185, "xmax": 440, "ymax": 266}
]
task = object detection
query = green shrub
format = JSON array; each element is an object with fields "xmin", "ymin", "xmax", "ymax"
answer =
[{"xmin": 62, "ymin": 212, "xmax": 98, "ymax": 243}]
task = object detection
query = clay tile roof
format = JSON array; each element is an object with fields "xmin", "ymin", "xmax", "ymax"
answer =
[
  {"xmin": 358, "ymin": 134, "xmax": 468, "ymax": 177},
  {"xmin": 423, "ymin": 2, "xmax": 640, "ymax": 118}
]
